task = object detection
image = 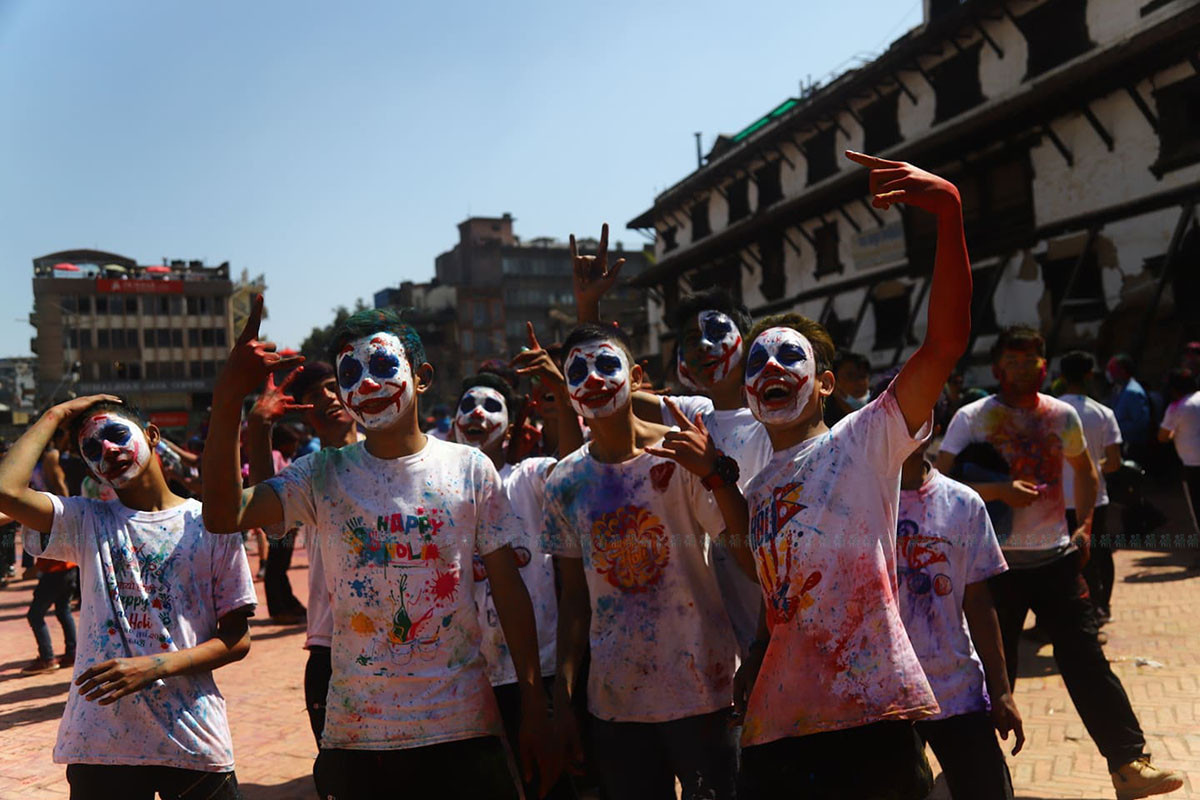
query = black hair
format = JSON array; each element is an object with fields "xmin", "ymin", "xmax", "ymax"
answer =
[
  {"xmin": 1166, "ymin": 368, "xmax": 1197, "ymax": 398},
  {"xmin": 831, "ymin": 350, "xmax": 870, "ymax": 373},
  {"xmin": 562, "ymin": 322, "xmax": 636, "ymax": 363},
  {"xmin": 1059, "ymin": 351, "xmax": 1096, "ymax": 385},
  {"xmin": 478, "ymin": 359, "xmax": 520, "ymax": 390},
  {"xmin": 271, "ymin": 425, "xmax": 299, "ymax": 448},
  {"xmin": 673, "ymin": 288, "xmax": 753, "ymax": 336},
  {"xmin": 289, "ymin": 361, "xmax": 335, "ymax": 403},
  {"xmin": 459, "ymin": 372, "xmax": 517, "ymax": 416},
  {"xmin": 66, "ymin": 396, "xmax": 146, "ymax": 446},
  {"xmin": 990, "ymin": 325, "xmax": 1046, "ymax": 363},
  {"xmin": 327, "ymin": 308, "xmax": 426, "ymax": 370}
]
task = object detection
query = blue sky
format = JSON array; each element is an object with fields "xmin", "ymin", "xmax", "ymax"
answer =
[{"xmin": 0, "ymin": 0, "xmax": 922, "ymax": 353}]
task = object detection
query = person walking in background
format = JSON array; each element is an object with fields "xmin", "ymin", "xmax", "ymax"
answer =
[
  {"xmin": 1106, "ymin": 354, "xmax": 1153, "ymax": 463},
  {"xmin": 1158, "ymin": 368, "xmax": 1200, "ymax": 563},
  {"xmin": 22, "ymin": 432, "xmax": 76, "ymax": 673}
]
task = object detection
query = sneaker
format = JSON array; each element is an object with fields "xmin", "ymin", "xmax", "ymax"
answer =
[
  {"xmin": 1111, "ymin": 756, "xmax": 1184, "ymax": 799},
  {"xmin": 58, "ymin": 652, "xmax": 75, "ymax": 668},
  {"xmin": 21, "ymin": 658, "xmax": 59, "ymax": 674}
]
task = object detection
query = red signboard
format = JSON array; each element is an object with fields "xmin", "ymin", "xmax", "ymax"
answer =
[
  {"xmin": 96, "ymin": 278, "xmax": 185, "ymax": 295},
  {"xmin": 149, "ymin": 411, "xmax": 190, "ymax": 428}
]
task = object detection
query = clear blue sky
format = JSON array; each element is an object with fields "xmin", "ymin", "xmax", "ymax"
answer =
[{"xmin": 0, "ymin": 0, "xmax": 922, "ymax": 353}]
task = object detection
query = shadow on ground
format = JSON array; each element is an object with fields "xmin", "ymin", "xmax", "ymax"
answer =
[{"xmin": 240, "ymin": 774, "xmax": 315, "ymax": 800}]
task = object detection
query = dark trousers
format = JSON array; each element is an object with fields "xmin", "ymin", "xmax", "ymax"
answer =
[
  {"xmin": 1183, "ymin": 466, "xmax": 1200, "ymax": 535},
  {"xmin": 313, "ymin": 737, "xmax": 518, "ymax": 800},
  {"xmin": 590, "ymin": 709, "xmax": 737, "ymax": 800},
  {"xmin": 493, "ymin": 678, "xmax": 578, "ymax": 799},
  {"xmin": 264, "ymin": 532, "xmax": 303, "ymax": 618},
  {"xmin": 304, "ymin": 646, "xmax": 331, "ymax": 748},
  {"xmin": 0, "ymin": 523, "xmax": 16, "ymax": 575},
  {"xmin": 66, "ymin": 764, "xmax": 240, "ymax": 800},
  {"xmin": 738, "ymin": 720, "xmax": 933, "ymax": 800},
  {"xmin": 1070, "ymin": 506, "xmax": 1114, "ymax": 617},
  {"xmin": 916, "ymin": 712, "xmax": 1013, "ymax": 800},
  {"xmin": 28, "ymin": 569, "xmax": 76, "ymax": 661},
  {"xmin": 988, "ymin": 552, "xmax": 1146, "ymax": 771}
]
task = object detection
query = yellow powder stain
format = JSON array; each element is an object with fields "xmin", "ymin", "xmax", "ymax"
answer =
[{"xmin": 350, "ymin": 613, "xmax": 375, "ymax": 634}]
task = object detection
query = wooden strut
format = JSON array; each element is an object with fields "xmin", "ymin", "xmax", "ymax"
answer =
[
  {"xmin": 964, "ymin": 253, "xmax": 1014, "ymax": 359},
  {"xmin": 1125, "ymin": 85, "xmax": 1159, "ymax": 132},
  {"xmin": 972, "ymin": 16, "xmax": 1004, "ymax": 58},
  {"xmin": 893, "ymin": 275, "xmax": 933, "ymax": 368},
  {"xmin": 1041, "ymin": 124, "xmax": 1074, "ymax": 167},
  {"xmin": 837, "ymin": 205, "xmax": 863, "ymax": 233},
  {"xmin": 1131, "ymin": 201, "xmax": 1197, "ymax": 364},
  {"xmin": 858, "ymin": 197, "xmax": 885, "ymax": 227},
  {"xmin": 782, "ymin": 229, "xmax": 805, "ymax": 258},
  {"xmin": 1045, "ymin": 226, "xmax": 1100, "ymax": 357},
  {"xmin": 1081, "ymin": 105, "xmax": 1115, "ymax": 152},
  {"xmin": 890, "ymin": 72, "xmax": 918, "ymax": 105}
]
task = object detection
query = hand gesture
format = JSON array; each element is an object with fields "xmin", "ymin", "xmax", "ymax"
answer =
[
  {"xmin": 249, "ymin": 369, "xmax": 314, "ymax": 425},
  {"xmin": 570, "ymin": 223, "xmax": 626, "ymax": 316},
  {"xmin": 1002, "ymin": 479, "xmax": 1041, "ymax": 508},
  {"xmin": 76, "ymin": 655, "xmax": 166, "ymax": 705},
  {"xmin": 511, "ymin": 322, "xmax": 566, "ymax": 394},
  {"xmin": 216, "ymin": 295, "xmax": 305, "ymax": 400},
  {"xmin": 845, "ymin": 151, "xmax": 961, "ymax": 216},
  {"xmin": 991, "ymin": 691, "xmax": 1026, "ymax": 755},
  {"xmin": 644, "ymin": 397, "xmax": 718, "ymax": 477},
  {"xmin": 45, "ymin": 394, "xmax": 122, "ymax": 426}
]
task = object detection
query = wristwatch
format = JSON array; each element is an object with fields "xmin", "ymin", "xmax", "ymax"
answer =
[{"xmin": 701, "ymin": 452, "xmax": 740, "ymax": 491}]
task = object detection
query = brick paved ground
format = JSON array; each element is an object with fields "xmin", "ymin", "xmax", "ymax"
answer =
[{"xmin": 1, "ymin": 540, "xmax": 1197, "ymax": 799}]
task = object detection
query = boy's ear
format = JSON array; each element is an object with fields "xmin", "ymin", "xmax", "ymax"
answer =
[
  {"xmin": 144, "ymin": 423, "xmax": 161, "ymax": 448},
  {"xmin": 629, "ymin": 361, "xmax": 646, "ymax": 393},
  {"xmin": 415, "ymin": 363, "xmax": 435, "ymax": 394},
  {"xmin": 816, "ymin": 368, "xmax": 836, "ymax": 398}
]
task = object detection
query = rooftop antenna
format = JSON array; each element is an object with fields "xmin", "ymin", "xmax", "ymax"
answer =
[{"xmin": 694, "ymin": 132, "xmax": 703, "ymax": 169}]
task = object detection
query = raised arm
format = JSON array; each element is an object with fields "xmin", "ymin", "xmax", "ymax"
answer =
[
  {"xmin": 246, "ymin": 369, "xmax": 311, "ymax": 486},
  {"xmin": 202, "ymin": 295, "xmax": 303, "ymax": 534},
  {"xmin": 511, "ymin": 322, "xmax": 584, "ymax": 458},
  {"xmin": 570, "ymin": 223, "xmax": 626, "ymax": 325},
  {"xmin": 846, "ymin": 151, "xmax": 972, "ymax": 435}
]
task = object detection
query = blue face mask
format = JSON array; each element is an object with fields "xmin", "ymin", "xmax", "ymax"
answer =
[{"xmin": 843, "ymin": 391, "xmax": 870, "ymax": 411}]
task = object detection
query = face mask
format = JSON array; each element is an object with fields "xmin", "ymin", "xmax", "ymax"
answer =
[
  {"xmin": 564, "ymin": 341, "xmax": 632, "ymax": 419},
  {"xmin": 744, "ymin": 327, "xmax": 817, "ymax": 425},
  {"xmin": 336, "ymin": 332, "xmax": 415, "ymax": 430},
  {"xmin": 453, "ymin": 387, "xmax": 509, "ymax": 450},
  {"xmin": 79, "ymin": 414, "xmax": 151, "ymax": 488},
  {"xmin": 844, "ymin": 391, "xmax": 870, "ymax": 411}
]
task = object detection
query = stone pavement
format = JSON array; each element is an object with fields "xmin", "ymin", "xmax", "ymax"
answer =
[{"xmin": 1, "ymin": 542, "xmax": 1197, "ymax": 799}]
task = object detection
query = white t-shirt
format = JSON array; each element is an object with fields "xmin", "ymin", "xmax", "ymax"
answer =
[
  {"xmin": 305, "ymin": 531, "xmax": 333, "ymax": 649},
  {"xmin": 542, "ymin": 444, "xmax": 737, "ymax": 723},
  {"xmin": 658, "ymin": 395, "xmax": 771, "ymax": 656},
  {"xmin": 742, "ymin": 389, "xmax": 937, "ymax": 746},
  {"xmin": 1059, "ymin": 394, "xmax": 1121, "ymax": 508},
  {"xmin": 475, "ymin": 458, "xmax": 559, "ymax": 686},
  {"xmin": 27, "ymin": 496, "xmax": 256, "ymax": 771},
  {"xmin": 1162, "ymin": 391, "xmax": 1200, "ymax": 466},
  {"xmin": 940, "ymin": 394, "xmax": 1086, "ymax": 552},
  {"xmin": 266, "ymin": 436, "xmax": 520, "ymax": 750},
  {"xmin": 898, "ymin": 469, "xmax": 1008, "ymax": 720}
]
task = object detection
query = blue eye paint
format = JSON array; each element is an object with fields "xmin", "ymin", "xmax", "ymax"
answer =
[
  {"xmin": 567, "ymin": 357, "xmax": 588, "ymax": 385},
  {"xmin": 483, "ymin": 398, "xmax": 502, "ymax": 413},
  {"xmin": 777, "ymin": 344, "xmax": 807, "ymax": 367},
  {"xmin": 369, "ymin": 350, "xmax": 400, "ymax": 380},
  {"xmin": 702, "ymin": 316, "xmax": 731, "ymax": 342},
  {"xmin": 339, "ymin": 358, "xmax": 363, "ymax": 389},
  {"xmin": 595, "ymin": 354, "xmax": 622, "ymax": 376},
  {"xmin": 746, "ymin": 344, "xmax": 768, "ymax": 378}
]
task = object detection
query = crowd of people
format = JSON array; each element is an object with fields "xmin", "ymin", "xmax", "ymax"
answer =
[{"xmin": 1, "ymin": 151, "xmax": 1198, "ymax": 800}]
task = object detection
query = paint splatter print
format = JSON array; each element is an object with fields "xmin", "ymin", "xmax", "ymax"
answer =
[
  {"xmin": 897, "ymin": 468, "xmax": 1008, "ymax": 719},
  {"xmin": 265, "ymin": 436, "xmax": 519, "ymax": 750},
  {"xmin": 741, "ymin": 389, "xmax": 939, "ymax": 746},
  {"xmin": 26, "ymin": 495, "xmax": 256, "ymax": 771},
  {"xmin": 542, "ymin": 444, "xmax": 738, "ymax": 722}
]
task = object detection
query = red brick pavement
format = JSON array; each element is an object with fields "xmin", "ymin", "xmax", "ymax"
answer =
[{"xmin": 1, "ymin": 544, "xmax": 1197, "ymax": 799}]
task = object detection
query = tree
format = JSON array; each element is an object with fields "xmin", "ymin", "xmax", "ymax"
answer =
[{"xmin": 299, "ymin": 299, "xmax": 368, "ymax": 362}]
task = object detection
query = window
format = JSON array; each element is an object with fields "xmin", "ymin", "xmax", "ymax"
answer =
[
  {"xmin": 690, "ymin": 199, "xmax": 711, "ymax": 241},
  {"xmin": 171, "ymin": 329, "xmax": 183, "ymax": 347},
  {"xmin": 188, "ymin": 329, "xmax": 201, "ymax": 346},
  {"xmin": 67, "ymin": 330, "xmax": 78, "ymax": 348},
  {"xmin": 871, "ymin": 284, "xmax": 914, "ymax": 351},
  {"xmin": 186, "ymin": 297, "xmax": 210, "ymax": 315},
  {"xmin": 804, "ymin": 126, "xmax": 838, "ymax": 185},
  {"xmin": 144, "ymin": 329, "xmax": 154, "ymax": 347},
  {"xmin": 1015, "ymin": 0, "xmax": 1093, "ymax": 80},
  {"xmin": 821, "ymin": 307, "xmax": 858, "ymax": 349},
  {"xmin": 814, "ymin": 221, "xmax": 843, "ymax": 277},
  {"xmin": 661, "ymin": 226, "xmax": 678, "ymax": 253},
  {"xmin": 931, "ymin": 44, "xmax": 983, "ymax": 123},
  {"xmin": 127, "ymin": 363, "xmax": 142, "ymax": 380},
  {"xmin": 473, "ymin": 301, "xmax": 487, "ymax": 327},
  {"xmin": 1040, "ymin": 250, "xmax": 1107, "ymax": 321},
  {"xmin": 153, "ymin": 296, "xmax": 169, "ymax": 314},
  {"xmin": 755, "ymin": 161, "xmax": 783, "ymax": 209},
  {"xmin": 78, "ymin": 330, "xmax": 92, "ymax": 349},
  {"xmin": 189, "ymin": 362, "xmax": 203, "ymax": 379},
  {"xmin": 861, "ymin": 92, "xmax": 901, "ymax": 154},
  {"xmin": 170, "ymin": 297, "xmax": 184, "ymax": 314},
  {"xmin": 687, "ymin": 257, "xmax": 742, "ymax": 300},
  {"xmin": 757, "ymin": 232, "xmax": 786, "ymax": 301},
  {"xmin": 1152, "ymin": 74, "xmax": 1200, "ymax": 175},
  {"xmin": 62, "ymin": 296, "xmax": 77, "ymax": 314},
  {"xmin": 124, "ymin": 297, "xmax": 138, "ymax": 314},
  {"xmin": 201, "ymin": 329, "xmax": 215, "ymax": 346},
  {"xmin": 969, "ymin": 265, "xmax": 1000, "ymax": 337},
  {"xmin": 97, "ymin": 329, "xmax": 110, "ymax": 348},
  {"xmin": 95, "ymin": 296, "xmax": 108, "ymax": 314},
  {"xmin": 461, "ymin": 330, "xmax": 475, "ymax": 354},
  {"xmin": 727, "ymin": 176, "xmax": 751, "ymax": 224},
  {"xmin": 156, "ymin": 329, "xmax": 170, "ymax": 347},
  {"xmin": 112, "ymin": 329, "xmax": 127, "ymax": 349},
  {"xmin": 215, "ymin": 328, "xmax": 227, "ymax": 347},
  {"xmin": 146, "ymin": 362, "xmax": 160, "ymax": 379},
  {"xmin": 98, "ymin": 362, "xmax": 114, "ymax": 380}
]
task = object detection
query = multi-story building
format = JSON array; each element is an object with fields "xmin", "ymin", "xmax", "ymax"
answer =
[
  {"xmin": 374, "ymin": 280, "xmax": 461, "ymax": 407},
  {"xmin": 627, "ymin": 0, "xmax": 1200, "ymax": 387},
  {"xmin": 30, "ymin": 249, "xmax": 249, "ymax": 432}
]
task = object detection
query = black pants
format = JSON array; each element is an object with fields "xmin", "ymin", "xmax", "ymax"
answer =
[
  {"xmin": 28, "ymin": 569, "xmax": 76, "ymax": 661},
  {"xmin": 0, "ymin": 522, "xmax": 17, "ymax": 575},
  {"xmin": 493, "ymin": 678, "xmax": 578, "ymax": 799},
  {"xmin": 590, "ymin": 709, "xmax": 737, "ymax": 800},
  {"xmin": 1183, "ymin": 466, "xmax": 1200, "ymax": 536},
  {"xmin": 304, "ymin": 646, "xmax": 331, "ymax": 747},
  {"xmin": 988, "ymin": 552, "xmax": 1146, "ymax": 771},
  {"xmin": 738, "ymin": 720, "xmax": 933, "ymax": 800},
  {"xmin": 1071, "ymin": 506, "xmax": 1113, "ymax": 617},
  {"xmin": 264, "ymin": 532, "xmax": 303, "ymax": 618},
  {"xmin": 66, "ymin": 764, "xmax": 240, "ymax": 800},
  {"xmin": 916, "ymin": 712, "xmax": 1012, "ymax": 800},
  {"xmin": 313, "ymin": 738, "xmax": 518, "ymax": 800}
]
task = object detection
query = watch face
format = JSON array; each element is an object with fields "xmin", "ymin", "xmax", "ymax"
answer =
[{"xmin": 717, "ymin": 455, "xmax": 740, "ymax": 484}]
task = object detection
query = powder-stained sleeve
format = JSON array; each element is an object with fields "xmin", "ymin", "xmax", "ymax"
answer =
[
  {"xmin": 1060, "ymin": 405, "xmax": 1088, "ymax": 460},
  {"xmin": 210, "ymin": 525, "xmax": 259, "ymax": 619},
  {"xmin": 541, "ymin": 475, "xmax": 582, "ymax": 558},
  {"xmin": 474, "ymin": 453, "xmax": 520, "ymax": 556},
  {"xmin": 264, "ymin": 451, "xmax": 319, "ymax": 532},
  {"xmin": 839, "ymin": 386, "xmax": 932, "ymax": 474},
  {"xmin": 964, "ymin": 491, "xmax": 1008, "ymax": 584},
  {"xmin": 29, "ymin": 492, "xmax": 86, "ymax": 564}
]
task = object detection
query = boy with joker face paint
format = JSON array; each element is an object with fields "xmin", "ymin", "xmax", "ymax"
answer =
[
  {"xmin": 541, "ymin": 300, "xmax": 752, "ymax": 798},
  {"xmin": 733, "ymin": 152, "xmax": 976, "ymax": 800},
  {"xmin": 203, "ymin": 300, "xmax": 559, "ymax": 799},
  {"xmin": 0, "ymin": 394, "xmax": 256, "ymax": 796}
]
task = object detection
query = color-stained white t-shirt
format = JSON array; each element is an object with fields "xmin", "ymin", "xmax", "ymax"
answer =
[
  {"xmin": 1059, "ymin": 394, "xmax": 1121, "ymax": 508},
  {"xmin": 28, "ymin": 496, "xmax": 256, "ymax": 772},
  {"xmin": 940, "ymin": 394, "xmax": 1086, "ymax": 552},
  {"xmin": 475, "ymin": 458, "xmax": 559, "ymax": 686},
  {"xmin": 898, "ymin": 468, "xmax": 1008, "ymax": 720},
  {"xmin": 266, "ymin": 436, "xmax": 520, "ymax": 750},
  {"xmin": 542, "ymin": 444, "xmax": 737, "ymax": 723},
  {"xmin": 305, "ymin": 531, "xmax": 333, "ymax": 649},
  {"xmin": 742, "ymin": 389, "xmax": 938, "ymax": 746},
  {"xmin": 658, "ymin": 395, "xmax": 771, "ymax": 656},
  {"xmin": 1162, "ymin": 391, "xmax": 1200, "ymax": 467}
]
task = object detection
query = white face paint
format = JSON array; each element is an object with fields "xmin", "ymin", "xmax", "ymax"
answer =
[
  {"xmin": 335, "ymin": 332, "xmax": 415, "ymax": 431},
  {"xmin": 453, "ymin": 386, "xmax": 509, "ymax": 450},
  {"xmin": 689, "ymin": 310, "xmax": 744, "ymax": 385},
  {"xmin": 744, "ymin": 327, "xmax": 817, "ymax": 426},
  {"xmin": 676, "ymin": 346, "xmax": 703, "ymax": 392},
  {"xmin": 564, "ymin": 340, "xmax": 632, "ymax": 420},
  {"xmin": 78, "ymin": 413, "xmax": 151, "ymax": 488}
]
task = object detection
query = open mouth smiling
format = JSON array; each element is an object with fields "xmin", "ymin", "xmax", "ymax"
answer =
[
  {"xmin": 349, "ymin": 381, "xmax": 408, "ymax": 416},
  {"xmin": 754, "ymin": 375, "xmax": 808, "ymax": 406}
]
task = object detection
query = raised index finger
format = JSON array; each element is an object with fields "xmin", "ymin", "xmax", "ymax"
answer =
[
  {"xmin": 569, "ymin": 234, "xmax": 578, "ymax": 263},
  {"xmin": 662, "ymin": 396, "xmax": 695, "ymax": 430},
  {"xmin": 525, "ymin": 321, "xmax": 541, "ymax": 351},
  {"xmin": 599, "ymin": 223, "xmax": 609, "ymax": 262},
  {"xmin": 238, "ymin": 294, "xmax": 264, "ymax": 344},
  {"xmin": 844, "ymin": 150, "xmax": 902, "ymax": 169}
]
